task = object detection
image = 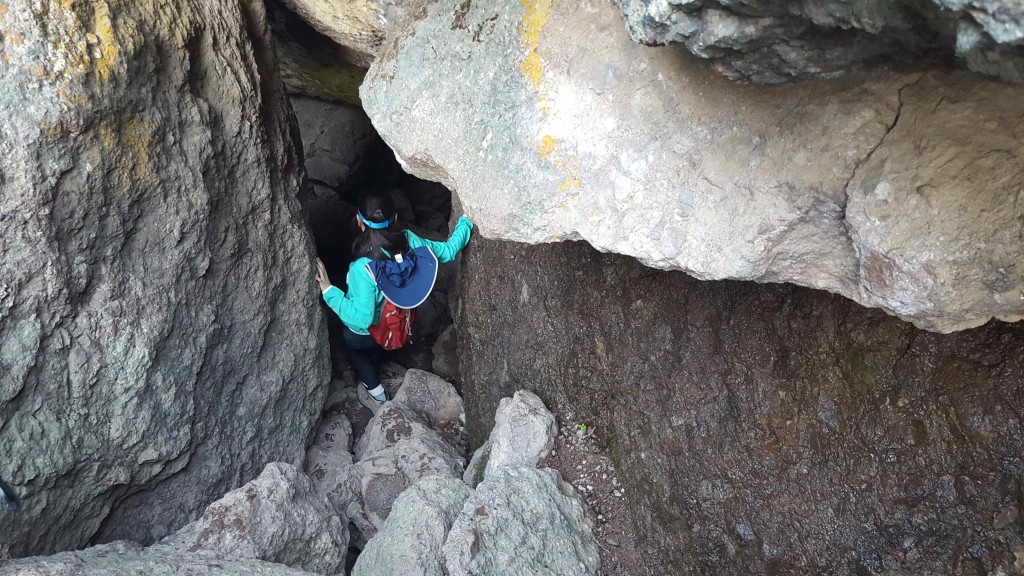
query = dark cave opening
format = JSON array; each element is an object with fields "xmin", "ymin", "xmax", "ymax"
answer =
[{"xmin": 295, "ymin": 100, "xmax": 457, "ymax": 380}]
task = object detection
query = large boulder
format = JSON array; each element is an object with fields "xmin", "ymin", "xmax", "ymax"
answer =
[
  {"xmin": 361, "ymin": 0, "xmax": 1024, "ymax": 333},
  {"xmin": 615, "ymin": 0, "xmax": 1024, "ymax": 84},
  {"xmin": 163, "ymin": 463, "xmax": 349, "ymax": 575},
  {"xmin": 442, "ymin": 466, "xmax": 600, "ymax": 576},
  {"xmin": 352, "ymin": 476, "xmax": 471, "ymax": 576},
  {"xmin": 457, "ymin": 238, "xmax": 1024, "ymax": 575},
  {"xmin": 0, "ymin": 542, "xmax": 320, "ymax": 576},
  {"xmin": 464, "ymin": 390, "xmax": 556, "ymax": 488},
  {"xmin": 0, "ymin": 0, "xmax": 329, "ymax": 556},
  {"xmin": 276, "ymin": 0, "xmax": 412, "ymax": 67},
  {"xmin": 392, "ymin": 369, "xmax": 463, "ymax": 429}
]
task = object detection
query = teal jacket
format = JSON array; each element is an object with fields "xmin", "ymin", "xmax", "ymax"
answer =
[{"xmin": 322, "ymin": 216, "xmax": 474, "ymax": 335}]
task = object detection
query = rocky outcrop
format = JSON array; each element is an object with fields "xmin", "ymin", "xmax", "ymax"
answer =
[
  {"xmin": 444, "ymin": 466, "xmax": 599, "ymax": 576},
  {"xmin": 457, "ymin": 238, "xmax": 1024, "ymax": 575},
  {"xmin": 615, "ymin": 0, "xmax": 1024, "ymax": 84},
  {"xmin": 361, "ymin": 0, "xmax": 1024, "ymax": 333},
  {"xmin": 163, "ymin": 463, "xmax": 348, "ymax": 574},
  {"xmin": 448, "ymin": 390, "xmax": 599, "ymax": 576},
  {"xmin": 0, "ymin": 542, "xmax": 320, "ymax": 576},
  {"xmin": 464, "ymin": 390, "xmax": 556, "ymax": 488},
  {"xmin": 0, "ymin": 0, "xmax": 329, "ymax": 557},
  {"xmin": 352, "ymin": 476, "xmax": 470, "ymax": 576}
]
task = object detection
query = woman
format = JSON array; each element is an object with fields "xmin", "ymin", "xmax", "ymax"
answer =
[{"xmin": 315, "ymin": 193, "xmax": 474, "ymax": 410}]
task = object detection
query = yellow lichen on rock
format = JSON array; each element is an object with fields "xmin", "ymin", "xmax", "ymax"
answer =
[
  {"xmin": 97, "ymin": 115, "xmax": 157, "ymax": 186},
  {"xmin": 518, "ymin": 0, "xmax": 582, "ymax": 195},
  {"xmin": 90, "ymin": 1, "xmax": 119, "ymax": 83},
  {"xmin": 517, "ymin": 0, "xmax": 552, "ymax": 92}
]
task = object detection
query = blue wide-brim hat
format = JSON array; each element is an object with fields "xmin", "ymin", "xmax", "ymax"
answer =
[{"xmin": 366, "ymin": 246, "xmax": 438, "ymax": 309}]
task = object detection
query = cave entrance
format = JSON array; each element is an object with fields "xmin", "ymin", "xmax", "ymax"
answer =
[{"xmin": 292, "ymin": 97, "xmax": 456, "ymax": 381}]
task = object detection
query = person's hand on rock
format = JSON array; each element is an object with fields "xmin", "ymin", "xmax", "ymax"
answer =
[{"xmin": 315, "ymin": 258, "xmax": 332, "ymax": 293}]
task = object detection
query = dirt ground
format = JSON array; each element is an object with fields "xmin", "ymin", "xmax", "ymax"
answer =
[{"xmin": 541, "ymin": 403, "xmax": 659, "ymax": 576}]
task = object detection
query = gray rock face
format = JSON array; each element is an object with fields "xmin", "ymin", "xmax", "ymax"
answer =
[
  {"xmin": 464, "ymin": 390, "xmax": 557, "ymax": 488},
  {"xmin": 352, "ymin": 476, "xmax": 471, "ymax": 576},
  {"xmin": 348, "ymin": 401, "xmax": 465, "ymax": 539},
  {"xmin": 457, "ymin": 238, "xmax": 1024, "ymax": 574},
  {"xmin": 615, "ymin": 0, "xmax": 1024, "ymax": 84},
  {"xmin": 291, "ymin": 98, "xmax": 379, "ymax": 187},
  {"xmin": 163, "ymin": 463, "xmax": 348, "ymax": 574},
  {"xmin": 361, "ymin": 0, "xmax": 1024, "ymax": 333},
  {"xmin": 443, "ymin": 466, "xmax": 600, "ymax": 576},
  {"xmin": 0, "ymin": 0, "xmax": 329, "ymax": 557},
  {"xmin": 0, "ymin": 542, "xmax": 320, "ymax": 576}
]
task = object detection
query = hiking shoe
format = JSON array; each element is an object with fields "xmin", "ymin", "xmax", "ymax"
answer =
[{"xmin": 354, "ymin": 381, "xmax": 382, "ymax": 412}]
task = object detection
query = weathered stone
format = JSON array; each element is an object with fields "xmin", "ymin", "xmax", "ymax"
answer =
[
  {"xmin": 162, "ymin": 463, "xmax": 348, "ymax": 574},
  {"xmin": 442, "ymin": 466, "xmax": 599, "ymax": 576},
  {"xmin": 348, "ymin": 401, "xmax": 465, "ymax": 538},
  {"xmin": 347, "ymin": 438, "xmax": 465, "ymax": 540},
  {"xmin": 0, "ymin": 0, "xmax": 329, "ymax": 557},
  {"xmin": 361, "ymin": 0, "xmax": 1024, "ymax": 332},
  {"xmin": 464, "ymin": 390, "xmax": 556, "ymax": 487},
  {"xmin": 352, "ymin": 476, "xmax": 470, "ymax": 576},
  {"xmin": 393, "ymin": 369, "xmax": 463, "ymax": 428},
  {"xmin": 291, "ymin": 98, "xmax": 379, "ymax": 187},
  {"xmin": 457, "ymin": 238, "xmax": 1024, "ymax": 575},
  {"xmin": 615, "ymin": 0, "xmax": 1024, "ymax": 84},
  {"xmin": 0, "ymin": 542, "xmax": 320, "ymax": 576}
]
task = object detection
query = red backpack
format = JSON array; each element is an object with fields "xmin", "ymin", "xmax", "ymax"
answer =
[{"xmin": 368, "ymin": 302, "xmax": 416, "ymax": 350}]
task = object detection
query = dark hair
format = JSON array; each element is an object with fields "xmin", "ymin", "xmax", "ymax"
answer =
[{"xmin": 352, "ymin": 193, "xmax": 410, "ymax": 260}]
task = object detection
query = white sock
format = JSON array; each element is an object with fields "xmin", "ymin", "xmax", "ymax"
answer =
[{"xmin": 365, "ymin": 384, "xmax": 387, "ymax": 402}]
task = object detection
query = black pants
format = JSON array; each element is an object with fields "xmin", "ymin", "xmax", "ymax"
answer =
[{"xmin": 342, "ymin": 326, "xmax": 385, "ymax": 390}]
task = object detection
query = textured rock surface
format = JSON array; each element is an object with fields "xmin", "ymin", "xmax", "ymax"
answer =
[
  {"xmin": 458, "ymin": 238, "xmax": 1024, "ymax": 575},
  {"xmin": 361, "ymin": 0, "xmax": 1024, "ymax": 332},
  {"xmin": 615, "ymin": 0, "xmax": 1024, "ymax": 84},
  {"xmin": 443, "ymin": 466, "xmax": 600, "ymax": 576},
  {"xmin": 348, "ymin": 401, "xmax": 465, "ymax": 539},
  {"xmin": 292, "ymin": 98, "xmax": 379, "ymax": 188},
  {"xmin": 393, "ymin": 369, "xmax": 463, "ymax": 428},
  {"xmin": 352, "ymin": 476, "xmax": 470, "ymax": 576},
  {"xmin": 0, "ymin": 542, "xmax": 320, "ymax": 576},
  {"xmin": 163, "ymin": 463, "xmax": 348, "ymax": 574},
  {"xmin": 0, "ymin": 0, "xmax": 328, "ymax": 557},
  {"xmin": 464, "ymin": 390, "xmax": 556, "ymax": 488}
]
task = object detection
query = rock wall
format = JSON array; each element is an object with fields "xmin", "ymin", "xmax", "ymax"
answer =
[
  {"xmin": 456, "ymin": 238, "xmax": 1024, "ymax": 575},
  {"xmin": 361, "ymin": 0, "xmax": 1024, "ymax": 333},
  {"xmin": 0, "ymin": 0, "xmax": 329, "ymax": 557},
  {"xmin": 615, "ymin": 0, "xmax": 1024, "ymax": 84}
]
